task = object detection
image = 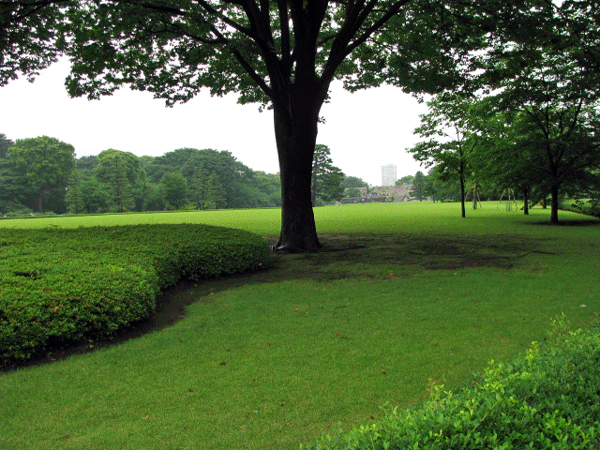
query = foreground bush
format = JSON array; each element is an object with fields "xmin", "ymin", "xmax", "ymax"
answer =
[
  {"xmin": 0, "ymin": 224, "xmax": 271, "ymax": 366},
  {"xmin": 302, "ymin": 317, "xmax": 600, "ymax": 450}
]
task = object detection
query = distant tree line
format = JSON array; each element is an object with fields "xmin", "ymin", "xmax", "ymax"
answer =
[
  {"xmin": 405, "ymin": 93, "xmax": 600, "ymax": 220},
  {"xmin": 0, "ymin": 136, "xmax": 352, "ymax": 216},
  {"xmin": 402, "ymin": 163, "xmax": 600, "ymax": 218}
]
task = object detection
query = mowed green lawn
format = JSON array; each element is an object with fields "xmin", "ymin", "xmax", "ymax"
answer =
[{"xmin": 1, "ymin": 202, "xmax": 599, "ymax": 450}]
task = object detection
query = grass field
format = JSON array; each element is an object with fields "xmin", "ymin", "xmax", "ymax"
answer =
[{"xmin": 1, "ymin": 202, "xmax": 599, "ymax": 449}]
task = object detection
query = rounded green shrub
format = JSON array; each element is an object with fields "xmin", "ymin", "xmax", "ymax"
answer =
[{"xmin": 0, "ymin": 224, "xmax": 272, "ymax": 366}]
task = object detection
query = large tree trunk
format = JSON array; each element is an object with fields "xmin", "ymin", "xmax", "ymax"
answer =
[{"xmin": 271, "ymin": 83, "xmax": 326, "ymax": 253}]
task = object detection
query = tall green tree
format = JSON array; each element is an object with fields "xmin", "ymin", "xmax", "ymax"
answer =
[
  {"xmin": 8, "ymin": 135, "xmax": 75, "ymax": 212},
  {"xmin": 477, "ymin": 105, "xmax": 600, "ymax": 222},
  {"xmin": 79, "ymin": 177, "xmax": 109, "ymax": 214},
  {"xmin": 410, "ymin": 171, "xmax": 426, "ymax": 201},
  {"xmin": 204, "ymin": 172, "xmax": 226, "ymax": 210},
  {"xmin": 65, "ymin": 169, "xmax": 83, "ymax": 214},
  {"xmin": 407, "ymin": 95, "xmax": 481, "ymax": 217},
  {"xmin": 0, "ymin": 133, "xmax": 13, "ymax": 158},
  {"xmin": 0, "ymin": 133, "xmax": 27, "ymax": 214},
  {"xmin": 149, "ymin": 148, "xmax": 258, "ymax": 208},
  {"xmin": 159, "ymin": 171, "xmax": 188, "ymax": 210},
  {"xmin": 476, "ymin": 2, "xmax": 600, "ymax": 223},
  {"xmin": 76, "ymin": 155, "xmax": 99, "ymax": 179},
  {"xmin": 61, "ymin": 0, "xmax": 517, "ymax": 251},
  {"xmin": 425, "ymin": 165, "xmax": 462, "ymax": 202},
  {"xmin": 247, "ymin": 171, "xmax": 282, "ymax": 208},
  {"xmin": 187, "ymin": 163, "xmax": 227, "ymax": 210},
  {"xmin": 311, "ymin": 144, "xmax": 345, "ymax": 206},
  {"xmin": 187, "ymin": 162, "xmax": 209, "ymax": 210},
  {"xmin": 95, "ymin": 149, "xmax": 144, "ymax": 213}
]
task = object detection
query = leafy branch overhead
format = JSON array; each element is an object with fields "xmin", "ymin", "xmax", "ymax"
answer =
[{"xmin": 0, "ymin": 0, "xmax": 73, "ymax": 86}]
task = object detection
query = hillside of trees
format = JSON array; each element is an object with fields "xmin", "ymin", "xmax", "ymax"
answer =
[{"xmin": 0, "ymin": 137, "xmax": 357, "ymax": 216}]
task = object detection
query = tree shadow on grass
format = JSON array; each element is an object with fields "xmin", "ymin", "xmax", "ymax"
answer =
[
  {"xmin": 523, "ymin": 219, "xmax": 600, "ymax": 227},
  {"xmin": 3, "ymin": 232, "xmax": 550, "ymax": 371}
]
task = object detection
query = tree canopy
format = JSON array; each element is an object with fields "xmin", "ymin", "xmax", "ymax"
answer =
[
  {"xmin": 0, "ymin": 0, "xmax": 71, "ymax": 86},
  {"xmin": 407, "ymin": 95, "xmax": 482, "ymax": 218},
  {"xmin": 95, "ymin": 149, "xmax": 144, "ymax": 212}
]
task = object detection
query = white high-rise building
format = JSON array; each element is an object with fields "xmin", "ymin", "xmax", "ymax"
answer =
[{"xmin": 381, "ymin": 164, "xmax": 397, "ymax": 186}]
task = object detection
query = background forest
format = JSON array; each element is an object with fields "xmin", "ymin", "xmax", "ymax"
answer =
[
  {"xmin": 2, "ymin": 127, "xmax": 599, "ymax": 219},
  {"xmin": 0, "ymin": 136, "xmax": 364, "ymax": 216}
]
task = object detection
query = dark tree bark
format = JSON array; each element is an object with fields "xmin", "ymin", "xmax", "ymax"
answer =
[
  {"xmin": 522, "ymin": 187, "xmax": 529, "ymax": 215},
  {"xmin": 550, "ymin": 184, "xmax": 559, "ymax": 223},
  {"xmin": 459, "ymin": 159, "xmax": 466, "ymax": 218},
  {"xmin": 271, "ymin": 75, "xmax": 329, "ymax": 252}
]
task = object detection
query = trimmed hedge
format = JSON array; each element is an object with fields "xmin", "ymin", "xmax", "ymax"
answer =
[
  {"xmin": 0, "ymin": 224, "xmax": 272, "ymax": 366},
  {"xmin": 301, "ymin": 317, "xmax": 600, "ymax": 450}
]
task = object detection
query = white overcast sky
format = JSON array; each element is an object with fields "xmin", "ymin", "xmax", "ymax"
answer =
[{"xmin": 0, "ymin": 58, "xmax": 428, "ymax": 186}]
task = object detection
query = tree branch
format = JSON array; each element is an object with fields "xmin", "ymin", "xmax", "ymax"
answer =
[
  {"xmin": 322, "ymin": 0, "xmax": 412, "ymax": 82},
  {"xmin": 193, "ymin": 0, "xmax": 254, "ymax": 36}
]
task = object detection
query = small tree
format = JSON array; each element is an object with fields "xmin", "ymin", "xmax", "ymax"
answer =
[
  {"xmin": 343, "ymin": 176, "xmax": 369, "ymax": 189},
  {"xmin": 311, "ymin": 145, "xmax": 345, "ymax": 206},
  {"xmin": 410, "ymin": 171, "xmax": 427, "ymax": 201},
  {"xmin": 396, "ymin": 175, "xmax": 415, "ymax": 186},
  {"xmin": 407, "ymin": 95, "xmax": 481, "ymax": 217}
]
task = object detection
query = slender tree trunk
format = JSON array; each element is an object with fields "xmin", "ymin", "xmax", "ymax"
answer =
[
  {"xmin": 459, "ymin": 173, "xmax": 466, "ymax": 218},
  {"xmin": 550, "ymin": 184, "xmax": 559, "ymax": 223},
  {"xmin": 523, "ymin": 187, "xmax": 529, "ymax": 215},
  {"xmin": 38, "ymin": 188, "xmax": 44, "ymax": 212}
]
